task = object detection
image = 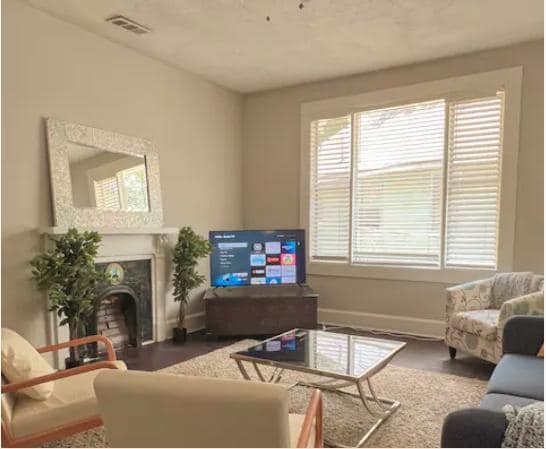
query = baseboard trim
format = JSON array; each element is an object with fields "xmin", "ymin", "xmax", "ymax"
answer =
[
  {"xmin": 318, "ymin": 308, "xmax": 445, "ymax": 338},
  {"xmin": 164, "ymin": 309, "xmax": 445, "ymax": 339},
  {"xmin": 166, "ymin": 312, "xmax": 206, "ymax": 336}
]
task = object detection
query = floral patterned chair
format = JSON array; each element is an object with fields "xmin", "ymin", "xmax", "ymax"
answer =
[{"xmin": 445, "ymin": 272, "xmax": 544, "ymax": 363}]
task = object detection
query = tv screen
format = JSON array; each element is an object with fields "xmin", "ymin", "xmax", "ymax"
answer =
[{"xmin": 209, "ymin": 229, "xmax": 306, "ymax": 287}]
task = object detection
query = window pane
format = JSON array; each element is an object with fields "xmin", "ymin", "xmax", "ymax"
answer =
[
  {"xmin": 352, "ymin": 100, "xmax": 445, "ymax": 266},
  {"xmin": 121, "ymin": 165, "xmax": 149, "ymax": 212},
  {"xmin": 309, "ymin": 115, "xmax": 352, "ymax": 260},
  {"xmin": 445, "ymin": 94, "xmax": 504, "ymax": 269},
  {"xmin": 94, "ymin": 176, "xmax": 121, "ymax": 210}
]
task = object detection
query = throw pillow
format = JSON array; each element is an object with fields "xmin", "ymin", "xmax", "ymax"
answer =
[
  {"xmin": 538, "ymin": 345, "xmax": 544, "ymax": 358},
  {"xmin": 502, "ymin": 402, "xmax": 544, "ymax": 448},
  {"xmin": 1, "ymin": 328, "xmax": 56, "ymax": 400}
]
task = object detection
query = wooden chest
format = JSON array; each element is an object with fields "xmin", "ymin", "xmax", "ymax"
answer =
[{"xmin": 204, "ymin": 285, "xmax": 318, "ymax": 336}]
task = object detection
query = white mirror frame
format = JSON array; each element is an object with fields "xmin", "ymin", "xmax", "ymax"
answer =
[{"xmin": 46, "ymin": 118, "xmax": 164, "ymax": 228}]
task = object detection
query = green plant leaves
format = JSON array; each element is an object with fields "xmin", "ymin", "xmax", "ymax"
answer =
[
  {"xmin": 30, "ymin": 228, "xmax": 110, "ymax": 330},
  {"xmin": 172, "ymin": 226, "xmax": 212, "ymax": 303}
]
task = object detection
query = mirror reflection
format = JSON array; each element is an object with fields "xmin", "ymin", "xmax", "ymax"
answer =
[{"xmin": 68, "ymin": 143, "xmax": 150, "ymax": 212}]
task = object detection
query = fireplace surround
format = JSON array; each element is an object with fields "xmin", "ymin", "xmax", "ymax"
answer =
[{"xmin": 40, "ymin": 227, "xmax": 178, "ymax": 368}]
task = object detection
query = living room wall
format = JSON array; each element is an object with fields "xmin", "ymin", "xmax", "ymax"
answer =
[
  {"xmin": 2, "ymin": 0, "xmax": 243, "ymax": 348},
  {"xmin": 242, "ymin": 40, "xmax": 544, "ymax": 335}
]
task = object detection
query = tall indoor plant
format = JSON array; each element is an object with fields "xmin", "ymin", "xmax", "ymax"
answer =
[
  {"xmin": 30, "ymin": 228, "xmax": 109, "ymax": 366},
  {"xmin": 172, "ymin": 226, "xmax": 212, "ymax": 343}
]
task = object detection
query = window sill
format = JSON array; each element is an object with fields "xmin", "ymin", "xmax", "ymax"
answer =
[{"xmin": 307, "ymin": 261, "xmax": 497, "ymax": 284}]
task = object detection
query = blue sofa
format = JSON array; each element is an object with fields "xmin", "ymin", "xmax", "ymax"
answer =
[{"xmin": 441, "ymin": 315, "xmax": 544, "ymax": 447}]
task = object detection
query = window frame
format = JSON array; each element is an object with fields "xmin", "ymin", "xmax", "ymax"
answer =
[{"xmin": 300, "ymin": 67, "xmax": 522, "ymax": 284}]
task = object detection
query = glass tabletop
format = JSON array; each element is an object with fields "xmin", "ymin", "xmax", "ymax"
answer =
[{"xmin": 231, "ymin": 329, "xmax": 406, "ymax": 380}]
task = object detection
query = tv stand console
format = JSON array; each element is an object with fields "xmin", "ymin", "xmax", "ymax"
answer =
[{"xmin": 204, "ymin": 285, "xmax": 318, "ymax": 336}]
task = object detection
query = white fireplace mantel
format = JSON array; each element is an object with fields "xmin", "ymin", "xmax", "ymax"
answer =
[
  {"xmin": 40, "ymin": 226, "xmax": 178, "ymax": 368},
  {"xmin": 39, "ymin": 226, "xmax": 179, "ymax": 235}
]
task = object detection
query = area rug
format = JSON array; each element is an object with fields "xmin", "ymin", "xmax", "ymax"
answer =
[{"xmin": 45, "ymin": 340, "xmax": 487, "ymax": 448}]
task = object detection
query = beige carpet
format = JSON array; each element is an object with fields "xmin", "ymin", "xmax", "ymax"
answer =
[{"xmin": 45, "ymin": 340, "xmax": 487, "ymax": 448}]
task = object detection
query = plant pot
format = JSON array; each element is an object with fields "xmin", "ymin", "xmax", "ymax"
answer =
[
  {"xmin": 172, "ymin": 327, "xmax": 187, "ymax": 344},
  {"xmin": 64, "ymin": 357, "xmax": 84, "ymax": 369}
]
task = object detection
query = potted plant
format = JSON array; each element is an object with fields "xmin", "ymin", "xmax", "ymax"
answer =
[
  {"xmin": 30, "ymin": 228, "xmax": 109, "ymax": 367},
  {"xmin": 172, "ymin": 226, "xmax": 212, "ymax": 344}
]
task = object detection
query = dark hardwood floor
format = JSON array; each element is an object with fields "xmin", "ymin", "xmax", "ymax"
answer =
[{"xmin": 117, "ymin": 326, "xmax": 495, "ymax": 381}]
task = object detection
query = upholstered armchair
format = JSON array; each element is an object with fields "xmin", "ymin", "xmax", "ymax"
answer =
[
  {"xmin": 445, "ymin": 272, "xmax": 544, "ymax": 363},
  {"xmin": 1, "ymin": 330, "xmax": 126, "ymax": 447},
  {"xmin": 95, "ymin": 369, "xmax": 323, "ymax": 447}
]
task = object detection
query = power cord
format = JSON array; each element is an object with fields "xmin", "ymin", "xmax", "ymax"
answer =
[{"xmin": 321, "ymin": 323, "xmax": 444, "ymax": 342}]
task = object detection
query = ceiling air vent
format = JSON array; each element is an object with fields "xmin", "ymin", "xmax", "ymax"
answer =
[{"xmin": 106, "ymin": 15, "xmax": 150, "ymax": 35}]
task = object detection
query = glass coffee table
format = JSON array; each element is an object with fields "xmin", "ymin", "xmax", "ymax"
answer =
[{"xmin": 230, "ymin": 328, "xmax": 406, "ymax": 447}]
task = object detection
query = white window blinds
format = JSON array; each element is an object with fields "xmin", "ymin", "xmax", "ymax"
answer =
[
  {"xmin": 352, "ymin": 100, "xmax": 445, "ymax": 266},
  {"xmin": 94, "ymin": 176, "xmax": 121, "ymax": 210},
  {"xmin": 445, "ymin": 94, "xmax": 504, "ymax": 269},
  {"xmin": 308, "ymin": 93, "xmax": 505, "ymax": 270},
  {"xmin": 309, "ymin": 115, "xmax": 352, "ymax": 260}
]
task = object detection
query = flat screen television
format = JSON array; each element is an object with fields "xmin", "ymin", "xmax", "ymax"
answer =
[{"xmin": 209, "ymin": 229, "xmax": 306, "ymax": 287}]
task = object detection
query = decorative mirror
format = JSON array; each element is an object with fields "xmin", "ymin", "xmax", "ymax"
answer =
[{"xmin": 46, "ymin": 118, "xmax": 163, "ymax": 228}]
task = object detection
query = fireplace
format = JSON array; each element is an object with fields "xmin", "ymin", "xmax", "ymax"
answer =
[
  {"xmin": 86, "ymin": 259, "xmax": 153, "ymax": 352},
  {"xmin": 42, "ymin": 227, "xmax": 177, "ymax": 369}
]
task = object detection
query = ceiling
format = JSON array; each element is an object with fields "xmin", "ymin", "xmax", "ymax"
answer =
[{"xmin": 25, "ymin": 0, "xmax": 544, "ymax": 93}]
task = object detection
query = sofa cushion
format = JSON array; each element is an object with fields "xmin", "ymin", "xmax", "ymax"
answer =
[
  {"xmin": 10, "ymin": 361, "xmax": 126, "ymax": 439},
  {"xmin": 450, "ymin": 309, "xmax": 499, "ymax": 340},
  {"xmin": 480, "ymin": 393, "xmax": 539, "ymax": 412},
  {"xmin": 487, "ymin": 354, "xmax": 544, "ymax": 401},
  {"xmin": 1, "ymin": 328, "xmax": 56, "ymax": 401}
]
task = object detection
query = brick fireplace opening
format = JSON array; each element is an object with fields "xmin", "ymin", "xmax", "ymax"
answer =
[
  {"xmin": 85, "ymin": 259, "xmax": 153, "ymax": 357},
  {"xmin": 95, "ymin": 286, "xmax": 141, "ymax": 350}
]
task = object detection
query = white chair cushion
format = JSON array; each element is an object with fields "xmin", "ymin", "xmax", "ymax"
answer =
[
  {"xmin": 289, "ymin": 413, "xmax": 316, "ymax": 448},
  {"xmin": 10, "ymin": 361, "xmax": 126, "ymax": 439},
  {"xmin": 450, "ymin": 309, "xmax": 500, "ymax": 340},
  {"xmin": 1, "ymin": 328, "xmax": 55, "ymax": 400}
]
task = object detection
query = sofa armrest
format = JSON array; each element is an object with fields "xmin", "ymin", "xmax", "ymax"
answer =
[
  {"xmin": 441, "ymin": 408, "xmax": 507, "ymax": 448},
  {"xmin": 446, "ymin": 277, "xmax": 494, "ymax": 319},
  {"xmin": 502, "ymin": 315, "xmax": 544, "ymax": 355}
]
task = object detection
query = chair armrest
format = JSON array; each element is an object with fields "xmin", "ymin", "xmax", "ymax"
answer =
[
  {"xmin": 446, "ymin": 277, "xmax": 494, "ymax": 319},
  {"xmin": 36, "ymin": 335, "xmax": 116, "ymax": 361},
  {"xmin": 1, "ymin": 361, "xmax": 121, "ymax": 394},
  {"xmin": 297, "ymin": 389, "xmax": 323, "ymax": 448},
  {"xmin": 441, "ymin": 408, "xmax": 507, "ymax": 448},
  {"xmin": 502, "ymin": 315, "xmax": 544, "ymax": 355},
  {"xmin": 498, "ymin": 291, "xmax": 544, "ymax": 327}
]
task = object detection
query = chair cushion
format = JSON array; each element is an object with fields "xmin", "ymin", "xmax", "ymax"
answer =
[
  {"xmin": 289, "ymin": 413, "xmax": 316, "ymax": 448},
  {"xmin": 10, "ymin": 361, "xmax": 126, "ymax": 439},
  {"xmin": 480, "ymin": 393, "xmax": 539, "ymax": 412},
  {"xmin": 450, "ymin": 309, "xmax": 500, "ymax": 340},
  {"xmin": 1, "ymin": 328, "xmax": 56, "ymax": 400},
  {"xmin": 487, "ymin": 354, "xmax": 544, "ymax": 401}
]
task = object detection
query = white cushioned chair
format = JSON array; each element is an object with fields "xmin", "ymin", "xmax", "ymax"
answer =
[
  {"xmin": 445, "ymin": 272, "xmax": 544, "ymax": 363},
  {"xmin": 94, "ymin": 369, "xmax": 323, "ymax": 448},
  {"xmin": 1, "ymin": 331, "xmax": 126, "ymax": 447}
]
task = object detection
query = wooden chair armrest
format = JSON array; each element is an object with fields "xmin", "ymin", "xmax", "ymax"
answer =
[
  {"xmin": 1, "ymin": 361, "xmax": 121, "ymax": 394},
  {"xmin": 36, "ymin": 335, "xmax": 116, "ymax": 361},
  {"xmin": 297, "ymin": 389, "xmax": 323, "ymax": 448}
]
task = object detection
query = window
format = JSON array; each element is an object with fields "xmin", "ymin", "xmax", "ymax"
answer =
[
  {"xmin": 308, "ymin": 93, "xmax": 505, "ymax": 270},
  {"xmin": 94, "ymin": 165, "xmax": 149, "ymax": 211},
  {"xmin": 94, "ymin": 176, "xmax": 121, "ymax": 210}
]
